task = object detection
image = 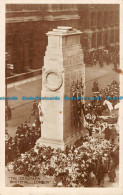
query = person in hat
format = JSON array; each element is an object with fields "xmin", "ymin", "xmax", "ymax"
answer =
[
  {"xmin": 35, "ymin": 116, "xmax": 41, "ymax": 128},
  {"xmin": 96, "ymin": 159, "xmax": 105, "ymax": 186},
  {"xmin": 110, "ymin": 125, "xmax": 117, "ymax": 144},
  {"xmin": 108, "ymin": 159, "xmax": 116, "ymax": 182},
  {"xmin": 7, "ymin": 142, "xmax": 15, "ymax": 163},
  {"xmin": 113, "ymin": 53, "xmax": 118, "ymax": 70},
  {"xmin": 33, "ymin": 100, "xmax": 38, "ymax": 110},
  {"xmin": 99, "ymin": 53, "xmax": 103, "ymax": 68},
  {"xmin": 106, "ymin": 51, "xmax": 110, "ymax": 65},
  {"xmin": 87, "ymin": 171, "xmax": 97, "ymax": 187},
  {"xmin": 7, "ymin": 105, "xmax": 12, "ymax": 120},
  {"xmin": 5, "ymin": 140, "xmax": 9, "ymax": 165},
  {"xmin": 29, "ymin": 109, "xmax": 35, "ymax": 122},
  {"xmin": 105, "ymin": 125, "xmax": 111, "ymax": 141},
  {"xmin": 113, "ymin": 147, "xmax": 119, "ymax": 167},
  {"xmin": 92, "ymin": 81, "xmax": 99, "ymax": 94},
  {"xmin": 16, "ymin": 126, "xmax": 21, "ymax": 134},
  {"xmin": 5, "ymin": 106, "xmax": 8, "ymax": 120}
]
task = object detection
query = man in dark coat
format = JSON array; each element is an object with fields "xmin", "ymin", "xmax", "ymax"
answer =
[
  {"xmin": 7, "ymin": 106, "xmax": 12, "ymax": 120},
  {"xmin": 99, "ymin": 54, "xmax": 103, "ymax": 68},
  {"xmin": 108, "ymin": 160, "xmax": 116, "ymax": 182},
  {"xmin": 105, "ymin": 125, "xmax": 110, "ymax": 140},
  {"xmin": 5, "ymin": 141, "xmax": 9, "ymax": 165},
  {"xmin": 110, "ymin": 126, "xmax": 117, "ymax": 144},
  {"xmin": 96, "ymin": 161, "xmax": 105, "ymax": 185}
]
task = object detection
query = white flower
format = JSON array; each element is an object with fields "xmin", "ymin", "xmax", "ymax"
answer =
[
  {"xmin": 7, "ymin": 163, "xmax": 14, "ymax": 171},
  {"xmin": 57, "ymin": 182, "xmax": 62, "ymax": 187},
  {"xmin": 34, "ymin": 146, "xmax": 39, "ymax": 154}
]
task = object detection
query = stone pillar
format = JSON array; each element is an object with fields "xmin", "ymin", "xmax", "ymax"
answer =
[
  {"xmin": 37, "ymin": 26, "xmax": 85, "ymax": 150},
  {"xmin": 108, "ymin": 27, "xmax": 111, "ymax": 43},
  {"xmin": 114, "ymin": 27, "xmax": 116, "ymax": 43},
  {"xmin": 102, "ymin": 28, "xmax": 104, "ymax": 47},
  {"xmin": 83, "ymin": 29, "xmax": 92, "ymax": 50}
]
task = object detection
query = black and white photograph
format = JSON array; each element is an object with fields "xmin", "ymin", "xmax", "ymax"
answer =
[{"xmin": 0, "ymin": 0, "xmax": 123, "ymax": 194}]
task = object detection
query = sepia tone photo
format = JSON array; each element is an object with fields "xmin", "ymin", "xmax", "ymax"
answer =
[{"xmin": 3, "ymin": 2, "xmax": 121, "ymax": 189}]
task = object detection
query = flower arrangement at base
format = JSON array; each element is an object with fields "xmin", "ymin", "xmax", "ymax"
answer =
[{"xmin": 7, "ymin": 136, "xmax": 118, "ymax": 187}]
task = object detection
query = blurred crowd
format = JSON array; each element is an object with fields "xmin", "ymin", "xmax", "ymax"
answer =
[
  {"xmin": 84, "ymin": 80, "xmax": 119, "ymax": 122},
  {"xmin": 84, "ymin": 45, "xmax": 119, "ymax": 69},
  {"xmin": 84, "ymin": 80, "xmax": 119, "ymax": 148},
  {"xmin": 5, "ymin": 74, "xmax": 120, "ymax": 187},
  {"xmin": 5, "ymin": 121, "xmax": 41, "ymax": 165}
]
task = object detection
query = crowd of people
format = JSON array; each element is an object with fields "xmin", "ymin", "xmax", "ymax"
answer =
[
  {"xmin": 84, "ymin": 45, "xmax": 119, "ymax": 69},
  {"xmin": 84, "ymin": 80, "xmax": 119, "ymax": 122},
  {"xmin": 6, "ymin": 79, "xmax": 119, "ymax": 187},
  {"xmin": 84, "ymin": 80, "xmax": 119, "ymax": 142},
  {"xmin": 5, "ymin": 100, "xmax": 42, "ymax": 165},
  {"xmin": 5, "ymin": 121, "xmax": 41, "ymax": 165}
]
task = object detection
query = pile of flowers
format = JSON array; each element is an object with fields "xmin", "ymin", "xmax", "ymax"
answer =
[
  {"xmin": 92, "ymin": 121, "xmax": 108, "ymax": 134},
  {"xmin": 85, "ymin": 120, "xmax": 107, "ymax": 135},
  {"xmin": 7, "ymin": 136, "xmax": 117, "ymax": 187}
]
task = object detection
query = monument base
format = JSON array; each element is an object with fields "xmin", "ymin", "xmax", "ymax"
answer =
[{"xmin": 36, "ymin": 130, "xmax": 86, "ymax": 150}]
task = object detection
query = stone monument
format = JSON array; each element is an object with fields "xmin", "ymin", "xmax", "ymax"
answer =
[{"xmin": 37, "ymin": 26, "xmax": 85, "ymax": 150}]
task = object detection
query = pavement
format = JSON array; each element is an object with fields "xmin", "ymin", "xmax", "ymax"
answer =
[
  {"xmin": 104, "ymin": 167, "xmax": 119, "ymax": 187},
  {"xmin": 85, "ymin": 63, "xmax": 119, "ymax": 97}
]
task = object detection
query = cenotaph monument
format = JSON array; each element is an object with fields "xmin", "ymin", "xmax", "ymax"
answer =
[{"xmin": 37, "ymin": 26, "xmax": 85, "ymax": 150}]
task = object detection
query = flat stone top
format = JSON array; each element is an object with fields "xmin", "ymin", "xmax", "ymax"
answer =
[
  {"xmin": 46, "ymin": 26, "xmax": 82, "ymax": 36},
  {"xmin": 57, "ymin": 26, "xmax": 73, "ymax": 30}
]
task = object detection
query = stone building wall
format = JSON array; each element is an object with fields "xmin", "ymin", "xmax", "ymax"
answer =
[
  {"xmin": 78, "ymin": 4, "xmax": 119, "ymax": 50},
  {"xmin": 6, "ymin": 4, "xmax": 119, "ymax": 74}
]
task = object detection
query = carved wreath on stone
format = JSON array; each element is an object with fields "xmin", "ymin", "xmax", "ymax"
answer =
[{"xmin": 44, "ymin": 70, "xmax": 63, "ymax": 91}]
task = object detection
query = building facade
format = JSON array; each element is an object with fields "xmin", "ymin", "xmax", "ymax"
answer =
[
  {"xmin": 78, "ymin": 4, "xmax": 119, "ymax": 50},
  {"xmin": 6, "ymin": 4, "xmax": 119, "ymax": 74}
]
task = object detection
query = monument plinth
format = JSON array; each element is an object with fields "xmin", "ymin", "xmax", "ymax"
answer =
[{"xmin": 37, "ymin": 26, "xmax": 85, "ymax": 150}]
